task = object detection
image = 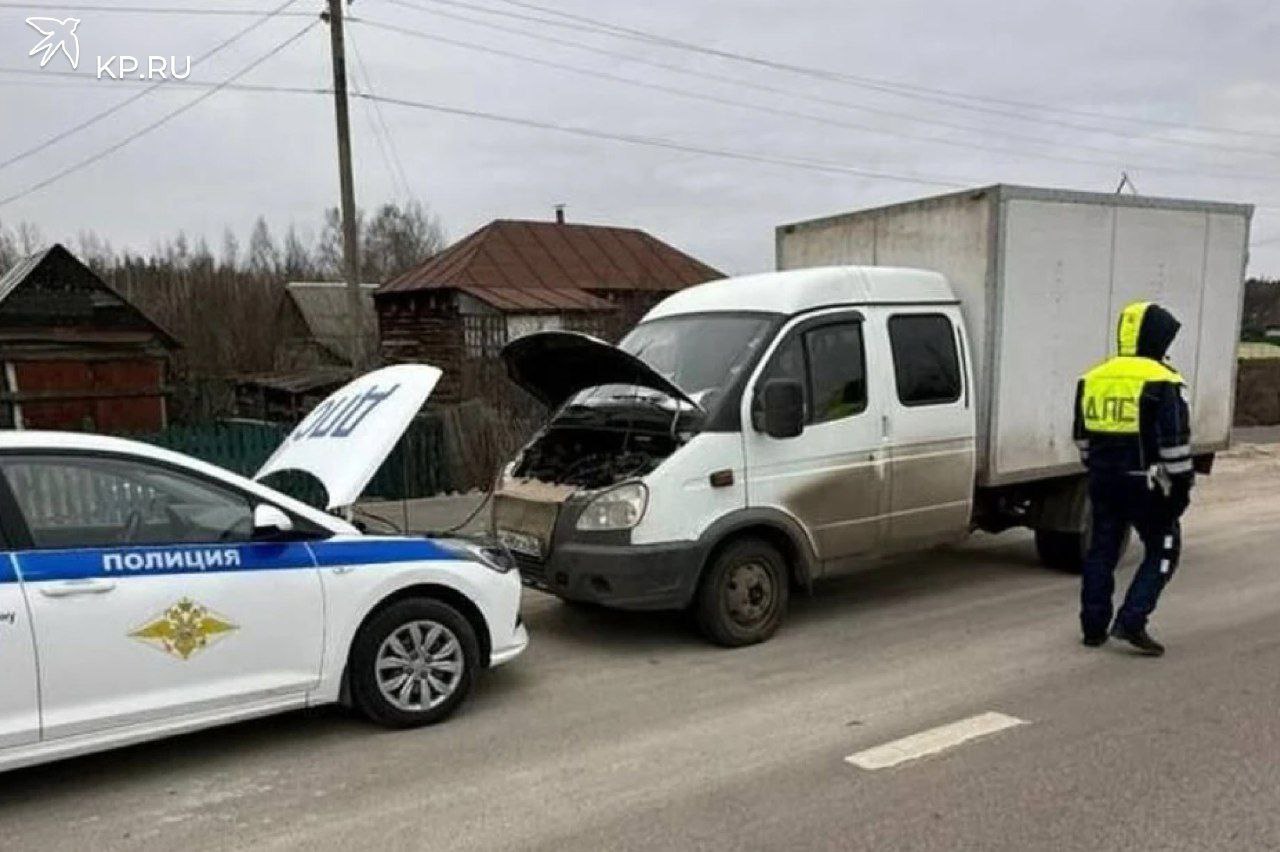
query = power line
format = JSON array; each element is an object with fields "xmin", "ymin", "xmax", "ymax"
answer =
[
  {"xmin": 353, "ymin": 16, "xmax": 1280, "ymax": 185},
  {"xmin": 0, "ymin": 67, "xmax": 329, "ymax": 95},
  {"xmin": 0, "ymin": 2, "xmax": 315, "ymax": 16},
  {"xmin": 0, "ymin": 0, "xmax": 306, "ymax": 173},
  {"xmin": 375, "ymin": 0, "xmax": 1280, "ymax": 171},
  {"xmin": 397, "ymin": 0, "xmax": 1280, "ymax": 157},
  {"xmin": 492, "ymin": 0, "xmax": 1280, "ymax": 146},
  {"xmin": 351, "ymin": 90, "xmax": 968, "ymax": 188},
  {"xmin": 0, "ymin": 20, "xmax": 319, "ymax": 208},
  {"xmin": 14, "ymin": 0, "xmax": 1266, "ymax": 152},
  {"xmin": 347, "ymin": 30, "xmax": 414, "ymax": 200},
  {"xmin": 349, "ymin": 44, "xmax": 407, "ymax": 201}
]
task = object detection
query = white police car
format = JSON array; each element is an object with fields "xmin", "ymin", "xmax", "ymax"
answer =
[{"xmin": 0, "ymin": 365, "xmax": 526, "ymax": 771}]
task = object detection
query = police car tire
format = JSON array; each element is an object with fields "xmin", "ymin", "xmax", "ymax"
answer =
[
  {"xmin": 694, "ymin": 536, "xmax": 789, "ymax": 647},
  {"xmin": 349, "ymin": 598, "xmax": 479, "ymax": 728}
]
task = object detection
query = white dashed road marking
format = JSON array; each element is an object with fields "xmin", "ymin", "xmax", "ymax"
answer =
[{"xmin": 845, "ymin": 711, "xmax": 1027, "ymax": 771}]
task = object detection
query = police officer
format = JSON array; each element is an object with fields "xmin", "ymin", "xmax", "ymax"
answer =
[{"xmin": 1072, "ymin": 301, "xmax": 1194, "ymax": 656}]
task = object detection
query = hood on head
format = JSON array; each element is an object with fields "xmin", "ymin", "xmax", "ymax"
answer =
[
  {"xmin": 1116, "ymin": 301, "xmax": 1180, "ymax": 360},
  {"xmin": 255, "ymin": 364, "xmax": 441, "ymax": 510},
  {"xmin": 500, "ymin": 330, "xmax": 699, "ymax": 410}
]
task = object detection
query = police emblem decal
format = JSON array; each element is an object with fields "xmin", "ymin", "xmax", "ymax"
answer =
[{"xmin": 129, "ymin": 598, "xmax": 237, "ymax": 660}]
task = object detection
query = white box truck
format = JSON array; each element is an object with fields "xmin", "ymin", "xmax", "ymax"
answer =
[
  {"xmin": 777, "ymin": 184, "xmax": 1251, "ymax": 489},
  {"xmin": 493, "ymin": 185, "xmax": 1251, "ymax": 646}
]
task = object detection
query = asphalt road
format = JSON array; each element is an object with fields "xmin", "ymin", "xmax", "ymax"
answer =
[{"xmin": 4, "ymin": 446, "xmax": 1280, "ymax": 851}]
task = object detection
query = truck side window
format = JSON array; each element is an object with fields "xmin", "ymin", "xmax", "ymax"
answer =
[
  {"xmin": 804, "ymin": 322, "xmax": 867, "ymax": 423},
  {"xmin": 764, "ymin": 336, "xmax": 805, "ymax": 384},
  {"xmin": 757, "ymin": 335, "xmax": 808, "ymax": 425},
  {"xmin": 888, "ymin": 314, "xmax": 962, "ymax": 406}
]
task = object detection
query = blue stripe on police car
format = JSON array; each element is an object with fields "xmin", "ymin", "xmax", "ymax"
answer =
[
  {"xmin": 0, "ymin": 554, "xmax": 17, "ymax": 585},
  {"xmin": 14, "ymin": 543, "xmax": 317, "ymax": 583},
  {"xmin": 3, "ymin": 537, "xmax": 460, "ymax": 584},
  {"xmin": 308, "ymin": 537, "xmax": 457, "ymax": 567}
]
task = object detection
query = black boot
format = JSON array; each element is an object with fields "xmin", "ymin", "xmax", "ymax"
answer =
[
  {"xmin": 1110, "ymin": 623, "xmax": 1165, "ymax": 656},
  {"xmin": 1081, "ymin": 633, "xmax": 1107, "ymax": 648}
]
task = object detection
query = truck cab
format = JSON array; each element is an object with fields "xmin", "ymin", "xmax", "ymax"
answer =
[{"xmin": 495, "ymin": 266, "xmax": 976, "ymax": 645}]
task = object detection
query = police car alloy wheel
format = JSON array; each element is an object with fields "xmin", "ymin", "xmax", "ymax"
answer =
[
  {"xmin": 350, "ymin": 598, "xmax": 479, "ymax": 727},
  {"xmin": 694, "ymin": 536, "xmax": 789, "ymax": 647},
  {"xmin": 376, "ymin": 620, "xmax": 466, "ymax": 712}
]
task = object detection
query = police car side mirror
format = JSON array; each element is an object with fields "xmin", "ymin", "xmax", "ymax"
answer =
[{"xmin": 252, "ymin": 504, "xmax": 294, "ymax": 540}]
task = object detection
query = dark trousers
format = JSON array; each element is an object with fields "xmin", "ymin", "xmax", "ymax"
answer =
[{"xmin": 1080, "ymin": 473, "xmax": 1182, "ymax": 637}]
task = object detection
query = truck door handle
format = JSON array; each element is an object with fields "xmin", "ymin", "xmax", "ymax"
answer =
[{"xmin": 40, "ymin": 579, "xmax": 117, "ymax": 598}]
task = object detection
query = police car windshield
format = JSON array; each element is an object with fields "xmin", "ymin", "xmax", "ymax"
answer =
[{"xmin": 574, "ymin": 314, "xmax": 776, "ymax": 412}]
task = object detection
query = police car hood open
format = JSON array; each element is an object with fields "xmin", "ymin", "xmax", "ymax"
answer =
[
  {"xmin": 500, "ymin": 330, "xmax": 698, "ymax": 409},
  {"xmin": 255, "ymin": 364, "xmax": 441, "ymax": 510}
]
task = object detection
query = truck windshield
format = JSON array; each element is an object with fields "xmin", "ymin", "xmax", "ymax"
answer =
[{"xmin": 572, "ymin": 314, "xmax": 776, "ymax": 415}]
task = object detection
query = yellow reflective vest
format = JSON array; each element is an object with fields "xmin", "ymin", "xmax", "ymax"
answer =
[{"xmin": 1080, "ymin": 356, "xmax": 1184, "ymax": 435}]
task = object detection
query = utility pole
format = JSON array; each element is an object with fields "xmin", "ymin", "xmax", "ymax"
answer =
[{"xmin": 324, "ymin": 0, "xmax": 363, "ymax": 372}]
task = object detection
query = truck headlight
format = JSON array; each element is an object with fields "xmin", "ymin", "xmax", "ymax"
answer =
[{"xmin": 576, "ymin": 482, "xmax": 648, "ymax": 531}]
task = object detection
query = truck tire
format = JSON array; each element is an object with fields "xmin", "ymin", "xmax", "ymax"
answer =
[
  {"xmin": 694, "ymin": 536, "xmax": 789, "ymax": 647},
  {"xmin": 349, "ymin": 598, "xmax": 479, "ymax": 728},
  {"xmin": 1034, "ymin": 529, "xmax": 1089, "ymax": 573},
  {"xmin": 1034, "ymin": 518, "xmax": 1130, "ymax": 574}
]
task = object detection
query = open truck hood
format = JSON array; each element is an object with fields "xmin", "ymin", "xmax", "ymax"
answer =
[
  {"xmin": 500, "ymin": 330, "xmax": 698, "ymax": 409},
  {"xmin": 255, "ymin": 364, "xmax": 441, "ymax": 510}
]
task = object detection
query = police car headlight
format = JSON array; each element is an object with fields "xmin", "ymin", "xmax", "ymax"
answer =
[{"xmin": 576, "ymin": 482, "xmax": 648, "ymax": 531}]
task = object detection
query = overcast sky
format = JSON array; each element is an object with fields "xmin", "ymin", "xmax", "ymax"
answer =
[{"xmin": 1, "ymin": 0, "xmax": 1278, "ymax": 277}]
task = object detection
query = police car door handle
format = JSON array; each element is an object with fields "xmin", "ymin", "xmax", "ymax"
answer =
[{"xmin": 40, "ymin": 579, "xmax": 117, "ymax": 598}]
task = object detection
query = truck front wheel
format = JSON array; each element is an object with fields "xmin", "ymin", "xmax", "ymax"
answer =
[{"xmin": 694, "ymin": 537, "xmax": 789, "ymax": 647}]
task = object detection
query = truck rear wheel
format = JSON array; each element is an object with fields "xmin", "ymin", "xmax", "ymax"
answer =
[
  {"xmin": 1034, "ymin": 529, "xmax": 1088, "ymax": 573},
  {"xmin": 694, "ymin": 537, "xmax": 789, "ymax": 647},
  {"xmin": 1035, "ymin": 516, "xmax": 1130, "ymax": 574}
]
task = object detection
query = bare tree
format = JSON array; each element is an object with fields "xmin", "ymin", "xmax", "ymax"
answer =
[
  {"xmin": 281, "ymin": 225, "xmax": 316, "ymax": 279},
  {"xmin": 0, "ymin": 198, "xmax": 445, "ymax": 378},
  {"xmin": 247, "ymin": 217, "xmax": 279, "ymax": 276},
  {"xmin": 0, "ymin": 221, "xmax": 20, "ymax": 271},
  {"xmin": 16, "ymin": 222, "xmax": 43, "ymax": 255},
  {"xmin": 220, "ymin": 228, "xmax": 240, "ymax": 270},
  {"xmin": 362, "ymin": 200, "xmax": 446, "ymax": 281}
]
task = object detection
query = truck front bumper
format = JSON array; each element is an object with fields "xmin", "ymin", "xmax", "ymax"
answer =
[{"xmin": 515, "ymin": 539, "xmax": 704, "ymax": 611}]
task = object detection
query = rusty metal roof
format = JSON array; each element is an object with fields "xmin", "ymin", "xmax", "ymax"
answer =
[
  {"xmin": 377, "ymin": 219, "xmax": 724, "ymax": 302},
  {"xmin": 455, "ymin": 284, "xmax": 613, "ymax": 312}
]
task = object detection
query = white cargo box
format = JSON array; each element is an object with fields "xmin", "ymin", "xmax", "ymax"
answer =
[{"xmin": 777, "ymin": 184, "xmax": 1252, "ymax": 487}]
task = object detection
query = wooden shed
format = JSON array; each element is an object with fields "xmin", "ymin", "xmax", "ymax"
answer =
[
  {"xmin": 0, "ymin": 244, "xmax": 179, "ymax": 432},
  {"xmin": 375, "ymin": 216, "xmax": 723, "ymax": 402},
  {"xmin": 273, "ymin": 281, "xmax": 379, "ymax": 371}
]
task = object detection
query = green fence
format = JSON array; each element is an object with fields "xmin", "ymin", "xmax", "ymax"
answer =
[{"xmin": 135, "ymin": 415, "xmax": 461, "ymax": 506}]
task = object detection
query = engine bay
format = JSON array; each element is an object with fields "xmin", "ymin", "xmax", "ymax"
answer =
[{"xmin": 510, "ymin": 425, "xmax": 680, "ymax": 489}]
